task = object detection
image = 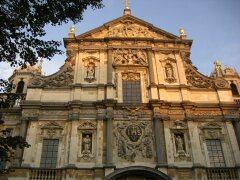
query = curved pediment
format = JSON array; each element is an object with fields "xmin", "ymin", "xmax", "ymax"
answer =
[
  {"xmin": 75, "ymin": 15, "xmax": 180, "ymax": 40},
  {"xmin": 29, "ymin": 61, "xmax": 74, "ymax": 88}
]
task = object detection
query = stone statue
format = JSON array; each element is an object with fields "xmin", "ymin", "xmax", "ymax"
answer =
[
  {"xmin": 82, "ymin": 134, "xmax": 92, "ymax": 153},
  {"xmin": 175, "ymin": 135, "xmax": 184, "ymax": 152},
  {"xmin": 86, "ymin": 62, "xmax": 95, "ymax": 79},
  {"xmin": 165, "ymin": 64, "xmax": 174, "ymax": 79}
]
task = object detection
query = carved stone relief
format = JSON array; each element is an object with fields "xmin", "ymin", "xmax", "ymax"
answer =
[
  {"xmin": 83, "ymin": 56, "xmax": 100, "ymax": 83},
  {"xmin": 185, "ymin": 66, "xmax": 213, "ymax": 88},
  {"xmin": 30, "ymin": 62, "xmax": 74, "ymax": 88},
  {"xmin": 113, "ymin": 49, "xmax": 147, "ymax": 65},
  {"xmin": 77, "ymin": 120, "xmax": 97, "ymax": 161},
  {"xmin": 170, "ymin": 120, "xmax": 191, "ymax": 162},
  {"xmin": 122, "ymin": 72, "xmax": 140, "ymax": 81},
  {"xmin": 38, "ymin": 122, "xmax": 64, "ymax": 141},
  {"xmin": 115, "ymin": 120, "xmax": 154, "ymax": 162},
  {"xmin": 214, "ymin": 78, "xmax": 229, "ymax": 89},
  {"xmin": 109, "ymin": 20, "xmax": 150, "ymax": 38}
]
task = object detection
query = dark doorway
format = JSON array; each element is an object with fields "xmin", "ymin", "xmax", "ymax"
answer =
[
  {"xmin": 16, "ymin": 80, "xmax": 25, "ymax": 93},
  {"xmin": 105, "ymin": 166, "xmax": 172, "ymax": 180}
]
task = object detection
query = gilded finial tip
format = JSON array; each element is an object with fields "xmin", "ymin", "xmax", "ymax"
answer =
[
  {"xmin": 69, "ymin": 25, "xmax": 75, "ymax": 34},
  {"xmin": 179, "ymin": 27, "xmax": 185, "ymax": 36}
]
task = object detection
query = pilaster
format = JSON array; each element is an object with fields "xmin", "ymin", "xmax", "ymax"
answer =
[{"xmin": 153, "ymin": 116, "xmax": 167, "ymax": 166}]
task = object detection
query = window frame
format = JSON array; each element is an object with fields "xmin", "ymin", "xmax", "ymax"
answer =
[
  {"xmin": 206, "ymin": 139, "xmax": 226, "ymax": 167},
  {"xmin": 40, "ymin": 139, "xmax": 59, "ymax": 169}
]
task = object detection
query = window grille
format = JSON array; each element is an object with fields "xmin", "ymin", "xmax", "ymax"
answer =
[
  {"xmin": 40, "ymin": 139, "xmax": 59, "ymax": 168},
  {"xmin": 122, "ymin": 80, "xmax": 141, "ymax": 103},
  {"xmin": 206, "ymin": 139, "xmax": 225, "ymax": 167}
]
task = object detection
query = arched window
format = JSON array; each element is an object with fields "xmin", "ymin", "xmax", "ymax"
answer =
[
  {"xmin": 16, "ymin": 80, "xmax": 24, "ymax": 93},
  {"xmin": 230, "ymin": 83, "xmax": 239, "ymax": 96}
]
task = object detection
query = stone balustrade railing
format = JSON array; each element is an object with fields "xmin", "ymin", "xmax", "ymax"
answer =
[{"xmin": 206, "ymin": 167, "xmax": 238, "ymax": 180}]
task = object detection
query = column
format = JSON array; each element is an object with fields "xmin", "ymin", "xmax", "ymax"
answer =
[
  {"xmin": 13, "ymin": 119, "xmax": 28, "ymax": 166},
  {"xmin": 147, "ymin": 49, "xmax": 159, "ymax": 99},
  {"xmin": 147, "ymin": 49, "xmax": 155, "ymax": 85},
  {"xmin": 106, "ymin": 48, "xmax": 114, "ymax": 99},
  {"xmin": 154, "ymin": 117, "xmax": 167, "ymax": 165},
  {"xmin": 106, "ymin": 107, "xmax": 113, "ymax": 165},
  {"xmin": 107, "ymin": 48, "xmax": 113, "ymax": 84}
]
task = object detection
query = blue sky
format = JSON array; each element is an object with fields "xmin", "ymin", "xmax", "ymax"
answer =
[{"xmin": 1, "ymin": 0, "xmax": 240, "ymax": 79}]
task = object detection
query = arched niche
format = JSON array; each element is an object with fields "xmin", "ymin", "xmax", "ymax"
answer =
[
  {"xmin": 16, "ymin": 80, "xmax": 25, "ymax": 93},
  {"xmin": 230, "ymin": 83, "xmax": 239, "ymax": 96}
]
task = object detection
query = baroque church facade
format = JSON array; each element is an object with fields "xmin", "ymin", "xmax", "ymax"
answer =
[{"xmin": 1, "ymin": 7, "xmax": 240, "ymax": 180}]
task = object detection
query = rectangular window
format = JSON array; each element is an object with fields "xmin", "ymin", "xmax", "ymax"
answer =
[
  {"xmin": 206, "ymin": 139, "xmax": 225, "ymax": 167},
  {"xmin": 40, "ymin": 139, "xmax": 59, "ymax": 168},
  {"xmin": 122, "ymin": 80, "xmax": 141, "ymax": 103}
]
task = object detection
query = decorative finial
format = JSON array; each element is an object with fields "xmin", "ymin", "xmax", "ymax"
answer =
[
  {"xmin": 68, "ymin": 25, "xmax": 75, "ymax": 38},
  {"xmin": 214, "ymin": 60, "xmax": 221, "ymax": 71},
  {"xmin": 214, "ymin": 60, "xmax": 223, "ymax": 77},
  {"xmin": 70, "ymin": 25, "xmax": 75, "ymax": 33},
  {"xmin": 179, "ymin": 27, "xmax": 187, "ymax": 39},
  {"xmin": 124, "ymin": 0, "xmax": 130, "ymax": 9},
  {"xmin": 123, "ymin": 0, "xmax": 131, "ymax": 15},
  {"xmin": 179, "ymin": 27, "xmax": 185, "ymax": 36}
]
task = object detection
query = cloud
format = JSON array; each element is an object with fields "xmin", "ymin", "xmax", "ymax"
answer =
[{"xmin": 0, "ymin": 62, "xmax": 15, "ymax": 80}]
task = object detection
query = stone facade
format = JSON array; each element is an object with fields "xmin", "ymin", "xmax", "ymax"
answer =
[{"xmin": 1, "ymin": 8, "xmax": 240, "ymax": 180}]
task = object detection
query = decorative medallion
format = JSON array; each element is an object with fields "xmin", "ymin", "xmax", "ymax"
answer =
[
  {"xmin": 214, "ymin": 78, "xmax": 229, "ymax": 89},
  {"xmin": 125, "ymin": 124, "xmax": 143, "ymax": 142}
]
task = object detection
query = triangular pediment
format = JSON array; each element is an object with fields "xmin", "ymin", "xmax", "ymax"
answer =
[{"xmin": 76, "ymin": 15, "xmax": 180, "ymax": 40}]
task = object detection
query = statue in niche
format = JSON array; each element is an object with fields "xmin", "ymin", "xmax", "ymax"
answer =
[
  {"xmin": 82, "ymin": 134, "xmax": 92, "ymax": 153},
  {"xmin": 165, "ymin": 64, "xmax": 174, "ymax": 79},
  {"xmin": 85, "ymin": 62, "xmax": 96, "ymax": 83},
  {"xmin": 175, "ymin": 134, "xmax": 185, "ymax": 153},
  {"xmin": 165, "ymin": 63, "xmax": 176, "ymax": 83},
  {"xmin": 86, "ymin": 62, "xmax": 95, "ymax": 79},
  {"xmin": 79, "ymin": 133, "xmax": 94, "ymax": 160}
]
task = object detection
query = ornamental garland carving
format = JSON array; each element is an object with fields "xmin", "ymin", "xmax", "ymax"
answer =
[
  {"xmin": 122, "ymin": 72, "xmax": 140, "ymax": 81},
  {"xmin": 39, "ymin": 122, "xmax": 64, "ymax": 140},
  {"xmin": 115, "ymin": 121, "xmax": 154, "ymax": 162},
  {"xmin": 30, "ymin": 62, "xmax": 74, "ymax": 88},
  {"xmin": 113, "ymin": 49, "xmax": 147, "ymax": 65},
  {"xmin": 109, "ymin": 20, "xmax": 150, "ymax": 37},
  {"xmin": 185, "ymin": 66, "xmax": 213, "ymax": 88}
]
